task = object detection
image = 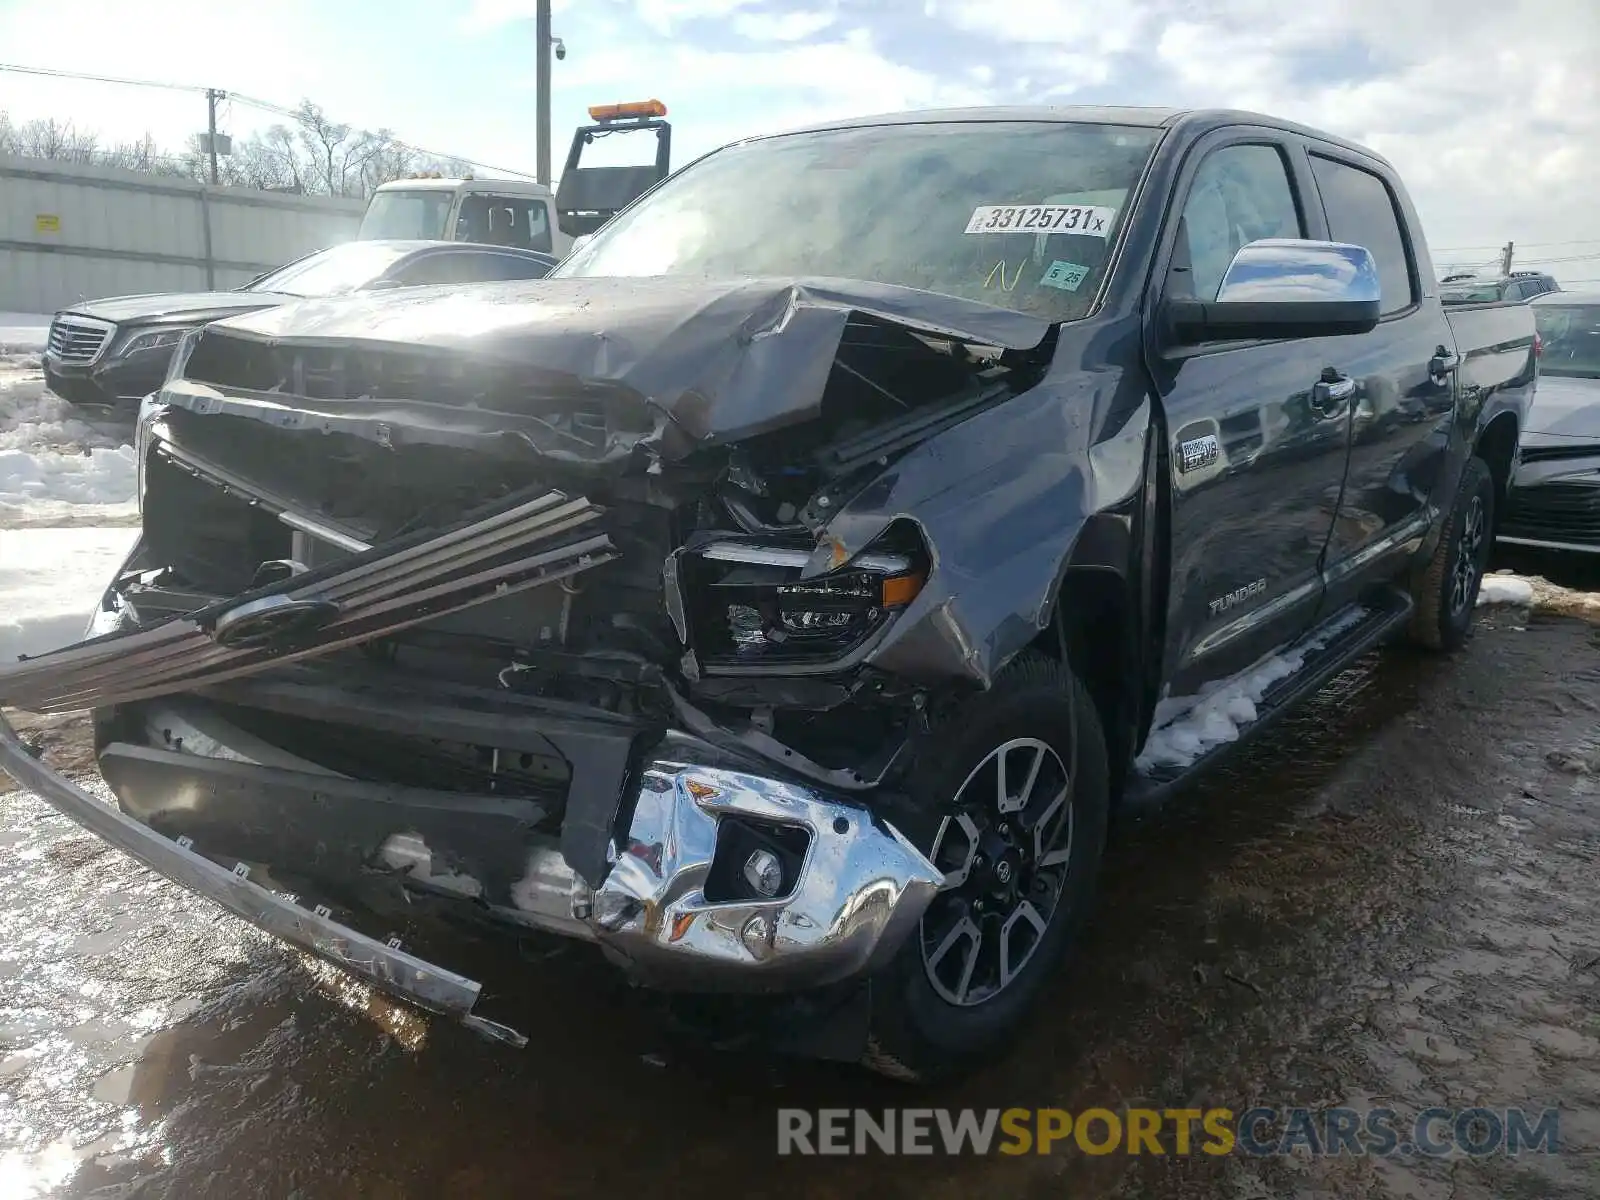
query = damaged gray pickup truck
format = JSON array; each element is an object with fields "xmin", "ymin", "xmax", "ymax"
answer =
[{"xmin": 1, "ymin": 105, "xmax": 1537, "ymax": 1082}]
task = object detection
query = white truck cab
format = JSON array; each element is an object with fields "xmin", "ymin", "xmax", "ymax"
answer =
[
  {"xmin": 355, "ymin": 101, "xmax": 673, "ymax": 259},
  {"xmin": 357, "ymin": 177, "xmax": 572, "ymax": 257}
]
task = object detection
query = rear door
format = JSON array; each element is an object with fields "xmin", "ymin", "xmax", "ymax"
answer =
[
  {"xmin": 1146, "ymin": 130, "xmax": 1354, "ymax": 697},
  {"xmin": 1299, "ymin": 148, "xmax": 1458, "ymax": 614}
]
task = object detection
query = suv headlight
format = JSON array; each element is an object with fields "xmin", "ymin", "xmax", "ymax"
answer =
[
  {"xmin": 677, "ymin": 534, "xmax": 926, "ymax": 670},
  {"xmin": 115, "ymin": 325, "xmax": 198, "ymax": 359}
]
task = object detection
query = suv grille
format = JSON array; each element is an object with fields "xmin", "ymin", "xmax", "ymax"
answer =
[
  {"xmin": 1501, "ymin": 481, "xmax": 1600, "ymax": 546},
  {"xmin": 46, "ymin": 315, "xmax": 115, "ymax": 364}
]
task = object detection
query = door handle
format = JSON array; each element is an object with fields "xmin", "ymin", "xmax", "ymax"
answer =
[
  {"xmin": 1310, "ymin": 371, "xmax": 1355, "ymax": 417},
  {"xmin": 1429, "ymin": 346, "xmax": 1462, "ymax": 377}
]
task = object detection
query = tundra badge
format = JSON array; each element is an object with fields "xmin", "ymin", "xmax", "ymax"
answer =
[
  {"xmin": 1178, "ymin": 433, "xmax": 1221, "ymax": 474},
  {"xmin": 1209, "ymin": 579, "xmax": 1267, "ymax": 616}
]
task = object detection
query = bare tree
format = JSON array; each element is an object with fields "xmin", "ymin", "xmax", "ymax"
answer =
[
  {"xmin": 0, "ymin": 102, "xmax": 489, "ymax": 198},
  {"xmin": 263, "ymin": 124, "xmax": 306, "ymax": 193},
  {"xmin": 16, "ymin": 117, "xmax": 99, "ymax": 162},
  {"xmin": 105, "ymin": 134, "xmax": 164, "ymax": 173},
  {"xmin": 294, "ymin": 101, "xmax": 357, "ymax": 196}
]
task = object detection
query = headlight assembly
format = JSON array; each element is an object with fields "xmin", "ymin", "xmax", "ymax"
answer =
[
  {"xmin": 680, "ymin": 536, "xmax": 927, "ymax": 671},
  {"xmin": 115, "ymin": 325, "xmax": 198, "ymax": 360}
]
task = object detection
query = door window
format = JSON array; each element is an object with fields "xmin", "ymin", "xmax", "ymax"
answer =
[
  {"xmin": 1177, "ymin": 144, "xmax": 1305, "ymax": 303},
  {"xmin": 1308, "ymin": 155, "xmax": 1416, "ymax": 316},
  {"xmin": 456, "ymin": 196, "xmax": 554, "ymax": 253}
]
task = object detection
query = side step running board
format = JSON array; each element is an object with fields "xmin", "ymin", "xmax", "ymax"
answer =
[
  {"xmin": 0, "ymin": 488, "xmax": 616, "ymax": 714},
  {"xmin": 1122, "ymin": 590, "xmax": 1414, "ymax": 814}
]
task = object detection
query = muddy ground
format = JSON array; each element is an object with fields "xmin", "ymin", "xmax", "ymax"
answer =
[{"xmin": 3, "ymin": 560, "xmax": 1599, "ymax": 1199}]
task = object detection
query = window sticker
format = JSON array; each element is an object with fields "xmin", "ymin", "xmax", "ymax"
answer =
[
  {"xmin": 964, "ymin": 204, "xmax": 1116, "ymax": 236},
  {"xmin": 1040, "ymin": 260, "xmax": 1091, "ymax": 292}
]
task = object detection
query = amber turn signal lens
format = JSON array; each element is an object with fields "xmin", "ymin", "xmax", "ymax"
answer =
[{"xmin": 880, "ymin": 574, "xmax": 924, "ymax": 607}]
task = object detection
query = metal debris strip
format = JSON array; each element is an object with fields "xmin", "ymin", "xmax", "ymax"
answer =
[
  {"xmin": 0, "ymin": 489, "xmax": 617, "ymax": 714},
  {"xmin": 0, "ymin": 706, "xmax": 525, "ymax": 1047}
]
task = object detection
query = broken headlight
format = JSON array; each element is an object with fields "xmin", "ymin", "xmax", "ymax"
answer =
[
  {"xmin": 680, "ymin": 537, "xmax": 925, "ymax": 670},
  {"xmin": 134, "ymin": 393, "xmax": 168, "ymax": 514}
]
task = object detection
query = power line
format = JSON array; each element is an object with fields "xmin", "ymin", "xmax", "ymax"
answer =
[
  {"xmin": 0, "ymin": 62, "xmax": 538, "ymax": 180},
  {"xmin": 0, "ymin": 61, "xmax": 205, "ymax": 93},
  {"xmin": 1434, "ymin": 238, "xmax": 1600, "ymax": 254},
  {"xmin": 1512, "ymin": 252, "xmax": 1600, "ymax": 267},
  {"xmin": 223, "ymin": 91, "xmax": 540, "ymax": 180}
]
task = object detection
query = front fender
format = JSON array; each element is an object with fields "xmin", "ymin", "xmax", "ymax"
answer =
[{"xmin": 819, "ymin": 378, "xmax": 1153, "ymax": 688}]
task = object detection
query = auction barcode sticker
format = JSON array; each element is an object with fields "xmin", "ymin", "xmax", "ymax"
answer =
[{"xmin": 964, "ymin": 204, "xmax": 1117, "ymax": 236}]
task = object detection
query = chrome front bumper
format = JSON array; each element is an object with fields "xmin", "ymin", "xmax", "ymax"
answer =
[{"xmin": 586, "ymin": 760, "xmax": 942, "ymax": 990}]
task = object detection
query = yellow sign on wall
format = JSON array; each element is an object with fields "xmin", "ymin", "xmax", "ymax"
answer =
[{"xmin": 35, "ymin": 214, "xmax": 61, "ymax": 234}]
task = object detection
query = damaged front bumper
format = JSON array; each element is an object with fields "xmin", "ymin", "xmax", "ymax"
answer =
[
  {"xmin": 0, "ymin": 489, "xmax": 941, "ymax": 1045},
  {"xmin": 0, "ymin": 704, "xmax": 939, "ymax": 1045}
]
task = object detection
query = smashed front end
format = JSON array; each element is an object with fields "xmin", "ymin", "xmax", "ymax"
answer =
[{"xmin": 0, "ymin": 275, "xmax": 1070, "ymax": 1046}]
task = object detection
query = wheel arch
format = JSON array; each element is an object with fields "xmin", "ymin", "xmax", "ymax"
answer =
[
  {"xmin": 1474, "ymin": 410, "xmax": 1519, "ymax": 521},
  {"xmin": 1029, "ymin": 410, "xmax": 1168, "ymax": 798}
]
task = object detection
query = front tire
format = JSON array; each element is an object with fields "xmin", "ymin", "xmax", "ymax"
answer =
[
  {"xmin": 861, "ymin": 653, "xmax": 1109, "ymax": 1083},
  {"xmin": 1408, "ymin": 455, "xmax": 1494, "ymax": 652}
]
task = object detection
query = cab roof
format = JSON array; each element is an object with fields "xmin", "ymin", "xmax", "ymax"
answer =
[
  {"xmin": 750, "ymin": 105, "xmax": 1391, "ymax": 168},
  {"xmin": 373, "ymin": 177, "xmax": 553, "ymax": 195}
]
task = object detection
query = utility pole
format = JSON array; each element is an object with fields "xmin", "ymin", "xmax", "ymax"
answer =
[
  {"xmin": 205, "ymin": 88, "xmax": 223, "ymax": 185},
  {"xmin": 1500, "ymin": 241, "xmax": 1515, "ymax": 275},
  {"xmin": 535, "ymin": 0, "xmax": 552, "ymax": 185}
]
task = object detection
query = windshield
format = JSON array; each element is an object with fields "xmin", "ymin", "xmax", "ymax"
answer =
[
  {"xmin": 358, "ymin": 189, "xmax": 454, "ymax": 240},
  {"xmin": 1535, "ymin": 304, "xmax": 1600, "ymax": 379},
  {"xmin": 553, "ymin": 120, "xmax": 1164, "ymax": 321},
  {"xmin": 248, "ymin": 242, "xmax": 414, "ymax": 297},
  {"xmin": 1440, "ymin": 284, "xmax": 1501, "ymax": 303}
]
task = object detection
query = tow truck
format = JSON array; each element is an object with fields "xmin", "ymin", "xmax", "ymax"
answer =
[{"xmin": 354, "ymin": 100, "xmax": 672, "ymax": 256}]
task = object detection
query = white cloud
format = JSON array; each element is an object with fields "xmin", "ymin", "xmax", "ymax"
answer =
[
  {"xmin": 460, "ymin": 0, "xmax": 578, "ymax": 33},
  {"xmin": 537, "ymin": 26, "xmax": 994, "ymax": 157},
  {"xmin": 933, "ymin": 0, "xmax": 1160, "ymax": 56},
  {"xmin": 732, "ymin": 9, "xmax": 836, "ymax": 42},
  {"xmin": 1142, "ymin": 0, "xmax": 1600, "ymax": 271}
]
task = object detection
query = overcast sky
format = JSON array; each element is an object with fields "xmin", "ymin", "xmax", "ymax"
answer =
[{"xmin": 1, "ymin": 0, "xmax": 1596, "ymax": 282}]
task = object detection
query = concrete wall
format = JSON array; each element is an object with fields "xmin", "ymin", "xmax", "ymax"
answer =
[{"xmin": 0, "ymin": 154, "xmax": 367, "ymax": 313}]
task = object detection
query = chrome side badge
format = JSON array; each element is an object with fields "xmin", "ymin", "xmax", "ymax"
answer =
[
  {"xmin": 1209, "ymin": 578, "xmax": 1267, "ymax": 616},
  {"xmin": 1178, "ymin": 433, "xmax": 1221, "ymax": 474}
]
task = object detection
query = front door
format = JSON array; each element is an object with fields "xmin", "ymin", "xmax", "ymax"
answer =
[{"xmin": 1146, "ymin": 134, "xmax": 1355, "ymax": 699}]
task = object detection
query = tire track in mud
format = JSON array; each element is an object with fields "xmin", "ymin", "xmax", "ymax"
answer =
[{"xmin": 2, "ymin": 614, "xmax": 1598, "ymax": 1199}]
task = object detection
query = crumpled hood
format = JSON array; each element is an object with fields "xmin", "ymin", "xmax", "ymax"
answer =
[
  {"xmin": 201, "ymin": 275, "xmax": 1052, "ymax": 448},
  {"xmin": 1525, "ymin": 374, "xmax": 1600, "ymax": 440}
]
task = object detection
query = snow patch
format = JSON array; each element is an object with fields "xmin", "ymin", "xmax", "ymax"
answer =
[
  {"xmin": 1136, "ymin": 606, "xmax": 1368, "ymax": 773},
  {"xmin": 1478, "ymin": 573, "xmax": 1536, "ymax": 607},
  {"xmin": 0, "ymin": 367, "xmax": 137, "ymax": 528},
  {"xmin": 0, "ymin": 310, "xmax": 51, "ymax": 356},
  {"xmin": 0, "ymin": 527, "xmax": 139, "ymax": 661}
]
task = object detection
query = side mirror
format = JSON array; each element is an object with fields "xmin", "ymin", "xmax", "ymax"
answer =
[{"xmin": 1168, "ymin": 239, "xmax": 1382, "ymax": 343}]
